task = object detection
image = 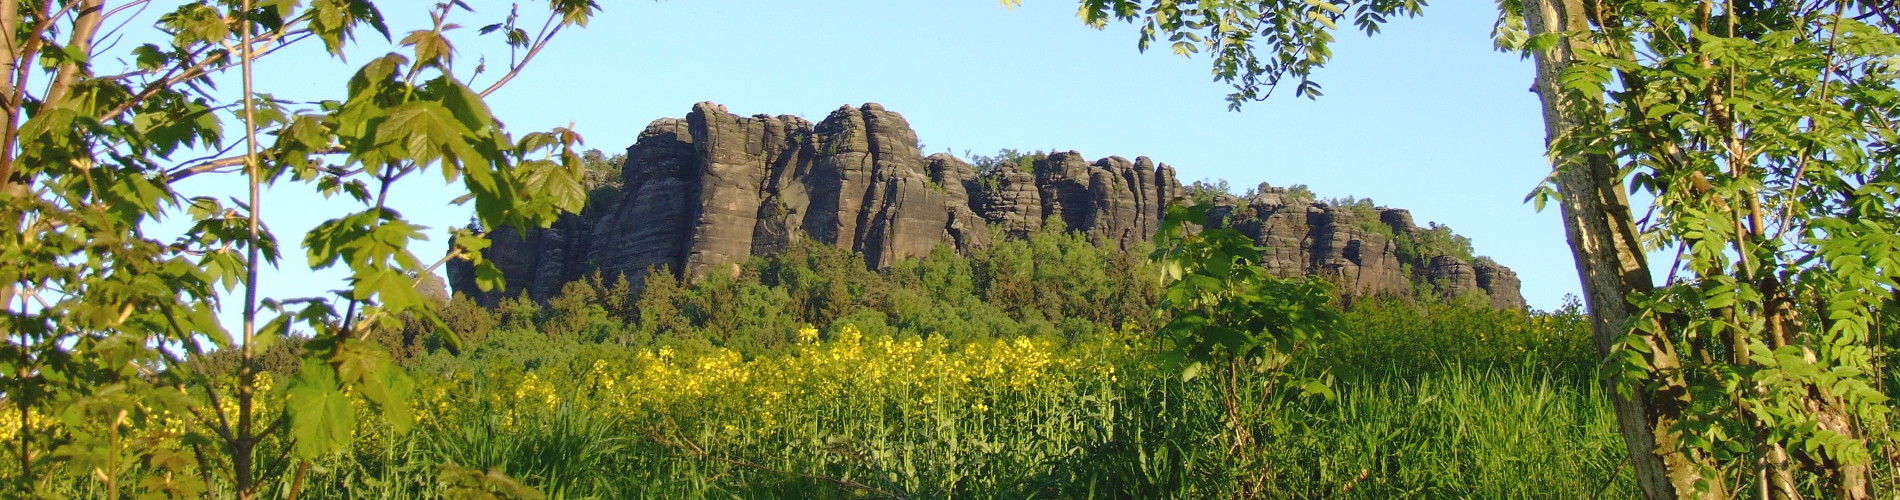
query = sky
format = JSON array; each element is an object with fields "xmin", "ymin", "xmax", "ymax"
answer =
[{"xmin": 156, "ymin": 0, "xmax": 1583, "ymax": 315}]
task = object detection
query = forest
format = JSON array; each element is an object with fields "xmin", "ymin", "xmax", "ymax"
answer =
[{"xmin": 2, "ymin": 0, "xmax": 1897, "ymax": 499}]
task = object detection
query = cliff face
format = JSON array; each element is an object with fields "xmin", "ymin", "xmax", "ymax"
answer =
[{"xmin": 448, "ymin": 102, "xmax": 1526, "ymax": 309}]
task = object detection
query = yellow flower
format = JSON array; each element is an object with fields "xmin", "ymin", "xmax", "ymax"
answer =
[{"xmin": 797, "ymin": 325, "xmax": 820, "ymax": 344}]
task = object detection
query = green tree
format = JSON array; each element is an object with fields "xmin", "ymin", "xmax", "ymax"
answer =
[
  {"xmin": 436, "ymin": 293, "xmax": 498, "ymax": 352},
  {"xmin": 1501, "ymin": 2, "xmax": 1898, "ymax": 497},
  {"xmin": 1068, "ymin": 0, "xmax": 1898, "ymax": 497},
  {"xmin": 1149, "ymin": 202, "xmax": 1342, "ymax": 497},
  {"xmin": 0, "ymin": 0, "xmax": 598, "ymax": 497},
  {"xmin": 632, "ymin": 266, "xmax": 694, "ymax": 344}
]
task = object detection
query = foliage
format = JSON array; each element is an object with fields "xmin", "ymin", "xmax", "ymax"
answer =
[
  {"xmin": 453, "ymin": 223, "xmax": 1162, "ymax": 358},
  {"xmin": 1065, "ymin": 1, "xmax": 1895, "ymax": 494},
  {"xmin": 1113, "ymin": 0, "xmax": 1899, "ymax": 494},
  {"xmin": 1065, "ymin": 0, "xmax": 1428, "ymax": 107},
  {"xmin": 11, "ymin": 174, "xmax": 1786, "ymax": 497},
  {"xmin": 1182, "ymin": 178, "xmax": 1234, "ymax": 205},
  {"xmin": 1244, "ymin": 181, "xmax": 1316, "ymax": 206},
  {"xmin": 1284, "ymin": 183, "xmax": 1316, "ymax": 204},
  {"xmin": 298, "ymin": 324, "xmax": 1646, "ymax": 498},
  {"xmin": 0, "ymin": 0, "xmax": 598, "ymax": 497},
  {"xmin": 577, "ymin": 148, "xmax": 627, "ymax": 210},
  {"xmin": 966, "ymin": 148, "xmax": 1046, "ymax": 176},
  {"xmin": 968, "ymin": 148, "xmax": 1047, "ymax": 193},
  {"xmin": 1320, "ymin": 195, "xmax": 1479, "ymax": 265},
  {"xmin": 1398, "ymin": 222, "xmax": 1475, "ymax": 264},
  {"xmin": 1495, "ymin": 1, "xmax": 1900, "ymax": 495},
  {"xmin": 1149, "ymin": 202, "xmax": 1343, "ymax": 496},
  {"xmin": 1326, "ymin": 195, "xmax": 1396, "ymax": 239},
  {"xmin": 1152, "ymin": 203, "xmax": 1339, "ymax": 371}
]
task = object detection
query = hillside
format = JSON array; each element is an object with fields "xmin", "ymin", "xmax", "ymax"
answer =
[{"xmin": 450, "ymin": 102, "xmax": 1524, "ymax": 308}]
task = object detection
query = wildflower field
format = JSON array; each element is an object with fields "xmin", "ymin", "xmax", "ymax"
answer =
[{"xmin": 271, "ymin": 320, "xmax": 1638, "ymax": 498}]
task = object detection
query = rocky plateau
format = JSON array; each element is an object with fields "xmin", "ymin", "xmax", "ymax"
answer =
[{"xmin": 448, "ymin": 102, "xmax": 1526, "ymax": 309}]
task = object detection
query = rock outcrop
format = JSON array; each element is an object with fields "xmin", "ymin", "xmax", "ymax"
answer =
[{"xmin": 448, "ymin": 102, "xmax": 1527, "ymax": 309}]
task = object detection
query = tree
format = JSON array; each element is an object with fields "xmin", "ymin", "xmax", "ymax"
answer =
[
  {"xmin": 1067, "ymin": 0, "xmax": 1898, "ymax": 497},
  {"xmin": 1150, "ymin": 202, "xmax": 1342, "ymax": 497},
  {"xmin": 0, "ymin": 0, "xmax": 597, "ymax": 497},
  {"xmin": 1511, "ymin": 4, "xmax": 1709, "ymax": 495}
]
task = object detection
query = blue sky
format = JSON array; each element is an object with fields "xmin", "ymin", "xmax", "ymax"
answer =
[{"xmin": 166, "ymin": 0, "xmax": 1581, "ymax": 314}]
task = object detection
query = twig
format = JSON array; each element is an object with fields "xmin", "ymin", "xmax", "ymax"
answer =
[
  {"xmin": 1771, "ymin": 3, "xmax": 1849, "ymax": 243},
  {"xmin": 477, "ymin": 13, "xmax": 562, "ymax": 97},
  {"xmin": 165, "ymin": 146, "xmax": 346, "ymax": 182}
]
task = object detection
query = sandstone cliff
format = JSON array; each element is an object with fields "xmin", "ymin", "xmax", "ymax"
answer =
[{"xmin": 448, "ymin": 102, "xmax": 1526, "ymax": 309}]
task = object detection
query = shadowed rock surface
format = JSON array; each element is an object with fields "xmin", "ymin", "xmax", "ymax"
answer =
[{"xmin": 448, "ymin": 103, "xmax": 1526, "ymax": 309}]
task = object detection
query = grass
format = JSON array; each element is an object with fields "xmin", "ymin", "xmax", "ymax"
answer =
[
  {"xmin": 293, "ymin": 328, "xmax": 1637, "ymax": 498},
  {"xmin": 1256, "ymin": 369, "xmax": 1633, "ymax": 497}
]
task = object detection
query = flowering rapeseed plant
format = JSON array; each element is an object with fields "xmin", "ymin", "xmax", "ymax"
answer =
[{"xmin": 422, "ymin": 324, "xmax": 1154, "ymax": 445}]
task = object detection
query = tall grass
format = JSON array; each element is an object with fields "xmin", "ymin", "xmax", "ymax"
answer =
[
  {"xmin": 1253, "ymin": 368, "xmax": 1634, "ymax": 497},
  {"xmin": 295, "ymin": 329, "xmax": 1636, "ymax": 498}
]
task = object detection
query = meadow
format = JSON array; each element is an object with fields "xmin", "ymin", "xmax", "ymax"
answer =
[
  {"xmin": 273, "ymin": 289, "xmax": 1643, "ymax": 498},
  {"xmin": 9, "ymin": 228, "xmax": 1892, "ymax": 498}
]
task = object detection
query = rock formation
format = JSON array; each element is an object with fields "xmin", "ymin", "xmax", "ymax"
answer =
[{"xmin": 448, "ymin": 102, "xmax": 1527, "ymax": 309}]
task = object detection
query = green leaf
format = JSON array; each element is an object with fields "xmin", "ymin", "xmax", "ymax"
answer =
[
  {"xmin": 133, "ymin": 44, "xmax": 168, "ymax": 71},
  {"xmin": 355, "ymin": 268, "xmax": 425, "ymax": 312},
  {"xmin": 1180, "ymin": 361, "xmax": 1204, "ymax": 382},
  {"xmin": 1306, "ymin": 10, "xmax": 1338, "ymax": 30},
  {"xmin": 1302, "ymin": 0, "xmax": 1344, "ymax": 16},
  {"xmin": 474, "ymin": 260, "xmax": 505, "ymax": 292},
  {"xmin": 287, "ymin": 360, "xmax": 355, "ymax": 459}
]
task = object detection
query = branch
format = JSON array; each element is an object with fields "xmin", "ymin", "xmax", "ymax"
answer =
[
  {"xmin": 339, "ymin": 164, "xmax": 406, "ymax": 338},
  {"xmin": 164, "ymin": 156, "xmax": 248, "ymax": 182},
  {"xmin": 156, "ymin": 311, "xmax": 237, "ymax": 443},
  {"xmin": 38, "ymin": 0, "xmax": 103, "ymax": 109},
  {"xmin": 1771, "ymin": 3, "xmax": 1849, "ymax": 243},
  {"xmin": 476, "ymin": 13, "xmax": 563, "ymax": 97},
  {"xmin": 164, "ymin": 146, "xmax": 346, "ymax": 182},
  {"xmin": 420, "ymin": 248, "xmax": 463, "ymax": 280},
  {"xmin": 0, "ymin": 0, "xmax": 73, "ymax": 186},
  {"xmin": 0, "ymin": 0, "xmax": 19, "ymax": 109},
  {"xmin": 99, "ymin": 30, "xmax": 313, "ymax": 124}
]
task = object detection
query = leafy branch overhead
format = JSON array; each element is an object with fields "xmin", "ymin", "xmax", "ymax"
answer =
[
  {"xmin": 0, "ymin": 0, "xmax": 598, "ymax": 497},
  {"xmin": 1055, "ymin": 0, "xmax": 1426, "ymax": 107}
]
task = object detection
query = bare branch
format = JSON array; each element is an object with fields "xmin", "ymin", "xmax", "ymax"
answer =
[
  {"xmin": 165, "ymin": 146, "xmax": 346, "ymax": 182},
  {"xmin": 477, "ymin": 13, "xmax": 564, "ymax": 97}
]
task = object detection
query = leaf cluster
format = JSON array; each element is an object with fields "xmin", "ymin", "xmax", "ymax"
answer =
[
  {"xmin": 1072, "ymin": 0, "xmax": 1426, "ymax": 108},
  {"xmin": 1150, "ymin": 203, "xmax": 1340, "ymax": 390}
]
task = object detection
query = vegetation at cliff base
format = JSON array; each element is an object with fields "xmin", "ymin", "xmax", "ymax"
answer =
[{"xmin": 7, "ymin": 212, "xmax": 1655, "ymax": 497}]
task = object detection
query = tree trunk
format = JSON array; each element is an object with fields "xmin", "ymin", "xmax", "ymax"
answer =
[{"xmin": 1519, "ymin": 0, "xmax": 1721, "ymax": 498}]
